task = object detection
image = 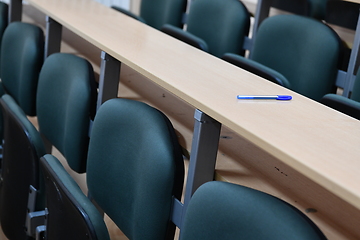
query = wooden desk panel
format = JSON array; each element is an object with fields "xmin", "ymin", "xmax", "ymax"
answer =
[{"xmin": 26, "ymin": 0, "xmax": 360, "ymax": 211}]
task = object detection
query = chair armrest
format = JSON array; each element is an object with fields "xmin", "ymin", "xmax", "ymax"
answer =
[
  {"xmin": 320, "ymin": 93, "xmax": 360, "ymax": 120},
  {"xmin": 222, "ymin": 53, "xmax": 291, "ymax": 88},
  {"xmin": 161, "ymin": 24, "xmax": 208, "ymax": 52},
  {"xmin": 111, "ymin": 6, "xmax": 146, "ymax": 23}
]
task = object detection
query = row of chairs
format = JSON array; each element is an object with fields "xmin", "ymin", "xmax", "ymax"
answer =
[
  {"xmin": 0, "ymin": 9, "xmax": 329, "ymax": 240},
  {"xmin": 112, "ymin": 0, "xmax": 360, "ymax": 119}
]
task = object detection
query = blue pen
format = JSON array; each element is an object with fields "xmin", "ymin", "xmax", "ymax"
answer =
[{"xmin": 237, "ymin": 95, "xmax": 292, "ymax": 101}]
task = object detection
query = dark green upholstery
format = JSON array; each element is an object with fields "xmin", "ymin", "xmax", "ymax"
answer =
[
  {"xmin": 351, "ymin": 70, "xmax": 360, "ymax": 102},
  {"xmin": 308, "ymin": 0, "xmax": 327, "ymax": 19},
  {"xmin": 320, "ymin": 68, "xmax": 360, "ymax": 120},
  {"xmin": 264, "ymin": 0, "xmax": 326, "ymax": 20},
  {"xmin": 180, "ymin": 181, "xmax": 327, "ymax": 240},
  {"xmin": 320, "ymin": 94, "xmax": 360, "ymax": 120},
  {"xmin": 36, "ymin": 53, "xmax": 97, "ymax": 173},
  {"xmin": 222, "ymin": 53, "xmax": 290, "ymax": 88},
  {"xmin": 250, "ymin": 14, "xmax": 340, "ymax": 101},
  {"xmin": 112, "ymin": 0, "xmax": 187, "ymax": 29},
  {"xmin": 87, "ymin": 98, "xmax": 184, "ymax": 240},
  {"xmin": 0, "ymin": 22, "xmax": 44, "ymax": 116},
  {"xmin": 163, "ymin": 0, "xmax": 250, "ymax": 58},
  {"xmin": 162, "ymin": 24, "xmax": 208, "ymax": 52},
  {"xmin": 40, "ymin": 154, "xmax": 110, "ymax": 240},
  {"xmin": 0, "ymin": 94, "xmax": 46, "ymax": 240}
]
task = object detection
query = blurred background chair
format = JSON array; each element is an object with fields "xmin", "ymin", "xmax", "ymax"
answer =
[
  {"xmin": 39, "ymin": 98, "xmax": 184, "ymax": 240},
  {"xmin": 161, "ymin": 0, "xmax": 250, "ymax": 58},
  {"xmin": 321, "ymin": 67, "xmax": 360, "ymax": 120},
  {"xmin": 253, "ymin": 0, "xmax": 328, "ymax": 34},
  {"xmin": 111, "ymin": 0, "xmax": 187, "ymax": 30},
  {"xmin": 223, "ymin": 14, "xmax": 341, "ymax": 101},
  {"xmin": 0, "ymin": 21, "xmax": 44, "ymax": 156},
  {"xmin": 0, "ymin": 22, "xmax": 44, "ymax": 116},
  {"xmin": 180, "ymin": 181, "xmax": 327, "ymax": 240},
  {"xmin": 0, "ymin": 53, "xmax": 97, "ymax": 240},
  {"xmin": 324, "ymin": 0, "xmax": 360, "ymax": 96}
]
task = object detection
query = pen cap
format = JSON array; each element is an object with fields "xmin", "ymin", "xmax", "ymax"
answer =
[{"xmin": 276, "ymin": 95, "xmax": 292, "ymax": 100}]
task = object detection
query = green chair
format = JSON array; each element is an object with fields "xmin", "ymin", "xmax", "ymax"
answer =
[
  {"xmin": 0, "ymin": 22, "xmax": 44, "ymax": 116},
  {"xmin": 112, "ymin": 0, "xmax": 187, "ymax": 30},
  {"xmin": 324, "ymin": 0, "xmax": 360, "ymax": 83},
  {"xmin": 0, "ymin": 53, "xmax": 97, "ymax": 240},
  {"xmin": 0, "ymin": 22, "xmax": 44, "ymax": 145},
  {"xmin": 320, "ymin": 68, "xmax": 360, "ymax": 120},
  {"xmin": 180, "ymin": 181, "xmax": 327, "ymax": 240},
  {"xmin": 223, "ymin": 14, "xmax": 341, "ymax": 101},
  {"xmin": 254, "ymin": 0, "xmax": 327, "ymax": 31},
  {"xmin": 0, "ymin": 94, "xmax": 46, "ymax": 240},
  {"xmin": 161, "ymin": 0, "xmax": 250, "ymax": 58},
  {"xmin": 36, "ymin": 53, "xmax": 97, "ymax": 173},
  {"xmin": 40, "ymin": 154, "xmax": 110, "ymax": 240},
  {"xmin": 271, "ymin": 0, "xmax": 327, "ymax": 20},
  {"xmin": 39, "ymin": 98, "xmax": 184, "ymax": 240}
]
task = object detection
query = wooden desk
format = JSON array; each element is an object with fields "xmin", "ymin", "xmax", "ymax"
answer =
[
  {"xmin": 346, "ymin": 0, "xmax": 360, "ymax": 3},
  {"xmin": 14, "ymin": 0, "xmax": 360, "ymax": 230}
]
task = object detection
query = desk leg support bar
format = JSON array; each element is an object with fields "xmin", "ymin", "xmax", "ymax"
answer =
[
  {"xmin": 180, "ymin": 109, "xmax": 221, "ymax": 228},
  {"xmin": 97, "ymin": 51, "xmax": 121, "ymax": 109},
  {"xmin": 45, "ymin": 16, "xmax": 62, "ymax": 58},
  {"xmin": 251, "ymin": 0, "xmax": 271, "ymax": 56},
  {"xmin": 9, "ymin": 0, "xmax": 22, "ymax": 23},
  {"xmin": 343, "ymin": 11, "xmax": 360, "ymax": 97}
]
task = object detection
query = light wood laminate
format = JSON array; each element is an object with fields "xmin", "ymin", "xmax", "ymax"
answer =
[{"xmin": 26, "ymin": 0, "xmax": 360, "ymax": 211}]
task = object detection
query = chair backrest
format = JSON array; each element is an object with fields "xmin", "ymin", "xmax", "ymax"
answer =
[
  {"xmin": 112, "ymin": 0, "xmax": 187, "ymax": 30},
  {"xmin": 320, "ymin": 67, "xmax": 360, "ymax": 120},
  {"xmin": 86, "ymin": 98, "xmax": 184, "ymax": 240},
  {"xmin": 180, "ymin": 181, "xmax": 327, "ymax": 240},
  {"xmin": 251, "ymin": 14, "xmax": 341, "ymax": 101},
  {"xmin": 40, "ymin": 154, "xmax": 110, "ymax": 240},
  {"xmin": 36, "ymin": 53, "xmax": 97, "ymax": 173},
  {"xmin": 0, "ymin": 53, "xmax": 96, "ymax": 239},
  {"xmin": 0, "ymin": 94, "xmax": 46, "ymax": 240},
  {"xmin": 140, "ymin": 0, "xmax": 187, "ymax": 29},
  {"xmin": 185, "ymin": 0, "xmax": 250, "ymax": 57},
  {"xmin": 0, "ymin": 22, "xmax": 44, "ymax": 116}
]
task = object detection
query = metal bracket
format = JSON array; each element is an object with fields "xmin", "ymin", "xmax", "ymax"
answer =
[
  {"xmin": 45, "ymin": 16, "xmax": 63, "ymax": 58},
  {"xmin": 343, "ymin": 11, "xmax": 360, "ymax": 97},
  {"xmin": 35, "ymin": 225, "xmax": 46, "ymax": 240},
  {"xmin": 26, "ymin": 210, "xmax": 46, "ymax": 238},
  {"xmin": 9, "ymin": 0, "xmax": 22, "ymax": 23},
  {"xmin": 180, "ymin": 109, "xmax": 221, "ymax": 229},
  {"xmin": 25, "ymin": 185, "xmax": 46, "ymax": 238},
  {"xmin": 97, "ymin": 51, "xmax": 121, "ymax": 109},
  {"xmin": 170, "ymin": 197, "xmax": 183, "ymax": 227}
]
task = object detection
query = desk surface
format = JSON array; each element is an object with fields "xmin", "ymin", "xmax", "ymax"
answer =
[
  {"xmin": 346, "ymin": 0, "xmax": 360, "ymax": 3},
  {"xmin": 27, "ymin": 0, "xmax": 360, "ymax": 210}
]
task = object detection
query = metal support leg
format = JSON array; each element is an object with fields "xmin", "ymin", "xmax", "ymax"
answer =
[
  {"xmin": 343, "ymin": 11, "xmax": 360, "ymax": 97},
  {"xmin": 45, "ymin": 16, "xmax": 62, "ymax": 58},
  {"xmin": 9, "ymin": 0, "xmax": 22, "ymax": 23},
  {"xmin": 97, "ymin": 51, "xmax": 121, "ymax": 109},
  {"xmin": 179, "ymin": 109, "xmax": 221, "ymax": 229},
  {"xmin": 250, "ymin": 0, "xmax": 272, "ymax": 57}
]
